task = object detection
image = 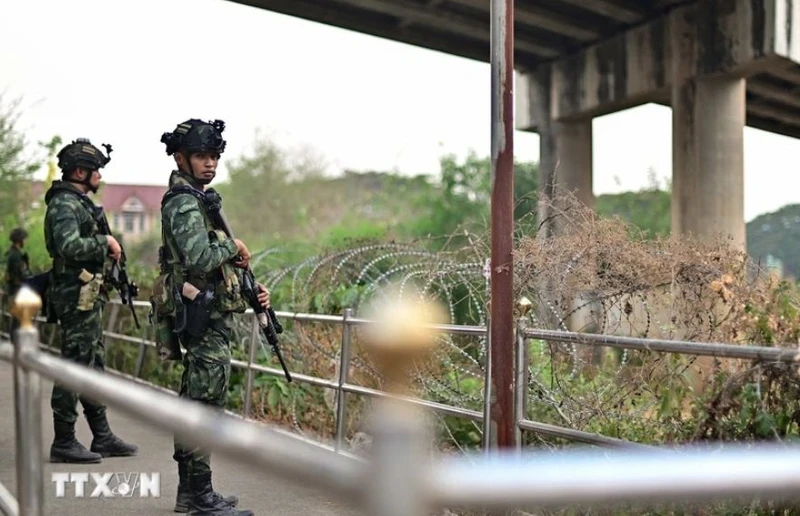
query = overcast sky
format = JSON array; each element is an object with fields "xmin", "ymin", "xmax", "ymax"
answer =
[{"xmin": 2, "ymin": 0, "xmax": 799, "ymax": 221}]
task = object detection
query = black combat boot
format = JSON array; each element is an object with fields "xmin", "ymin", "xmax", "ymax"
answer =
[
  {"xmin": 188, "ymin": 472, "xmax": 252, "ymax": 516},
  {"xmin": 50, "ymin": 420, "xmax": 103, "ymax": 463},
  {"xmin": 174, "ymin": 462, "xmax": 239, "ymax": 513},
  {"xmin": 85, "ymin": 410, "xmax": 138, "ymax": 457}
]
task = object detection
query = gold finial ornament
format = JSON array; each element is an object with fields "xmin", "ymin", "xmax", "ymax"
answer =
[
  {"xmin": 10, "ymin": 286, "xmax": 42, "ymax": 330},
  {"xmin": 517, "ymin": 296, "xmax": 533, "ymax": 317},
  {"xmin": 362, "ymin": 285, "xmax": 448, "ymax": 395}
]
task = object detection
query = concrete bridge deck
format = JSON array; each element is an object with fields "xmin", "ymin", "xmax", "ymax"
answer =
[
  {"xmin": 227, "ymin": 0, "xmax": 800, "ymax": 140},
  {"xmin": 0, "ymin": 357, "xmax": 365, "ymax": 516}
]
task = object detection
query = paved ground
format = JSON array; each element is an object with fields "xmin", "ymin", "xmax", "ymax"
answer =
[{"xmin": 0, "ymin": 355, "xmax": 366, "ymax": 516}]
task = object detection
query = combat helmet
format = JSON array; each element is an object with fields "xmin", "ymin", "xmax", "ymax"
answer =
[
  {"xmin": 160, "ymin": 119, "xmax": 226, "ymax": 157},
  {"xmin": 56, "ymin": 138, "xmax": 113, "ymax": 173},
  {"xmin": 9, "ymin": 227, "xmax": 28, "ymax": 244}
]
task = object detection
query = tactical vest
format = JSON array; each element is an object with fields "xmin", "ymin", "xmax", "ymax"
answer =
[
  {"xmin": 153, "ymin": 184, "xmax": 247, "ymax": 317},
  {"xmin": 45, "ymin": 185, "xmax": 110, "ymax": 277}
]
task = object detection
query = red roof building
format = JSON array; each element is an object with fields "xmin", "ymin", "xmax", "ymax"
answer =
[{"xmin": 31, "ymin": 181, "xmax": 167, "ymax": 242}]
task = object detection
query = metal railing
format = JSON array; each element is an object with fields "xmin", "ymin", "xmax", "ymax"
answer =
[
  {"xmin": 4, "ymin": 288, "xmax": 800, "ymax": 515},
  {"xmin": 92, "ymin": 300, "xmax": 494, "ymax": 453},
  {"xmin": 65, "ymin": 299, "xmax": 648, "ymax": 450},
  {"xmin": 93, "ymin": 300, "xmax": 800, "ymax": 450},
  {"xmin": 6, "ymin": 291, "xmax": 800, "ymax": 455}
]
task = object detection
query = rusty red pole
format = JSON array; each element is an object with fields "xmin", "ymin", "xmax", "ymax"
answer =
[{"xmin": 488, "ymin": 0, "xmax": 515, "ymax": 450}]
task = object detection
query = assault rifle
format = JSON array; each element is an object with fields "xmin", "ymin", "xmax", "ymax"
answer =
[
  {"xmin": 204, "ymin": 189, "xmax": 292, "ymax": 383},
  {"xmin": 93, "ymin": 206, "xmax": 140, "ymax": 329}
]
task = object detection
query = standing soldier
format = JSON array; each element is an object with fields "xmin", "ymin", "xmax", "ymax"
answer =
[
  {"xmin": 44, "ymin": 138, "xmax": 138, "ymax": 463},
  {"xmin": 4, "ymin": 227, "xmax": 32, "ymax": 334},
  {"xmin": 156, "ymin": 119, "xmax": 267, "ymax": 515}
]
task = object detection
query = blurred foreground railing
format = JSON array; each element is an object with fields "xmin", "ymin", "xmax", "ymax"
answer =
[{"xmin": 3, "ymin": 287, "xmax": 800, "ymax": 516}]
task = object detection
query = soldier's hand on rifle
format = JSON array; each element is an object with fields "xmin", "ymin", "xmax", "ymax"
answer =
[
  {"xmin": 256, "ymin": 282, "xmax": 271, "ymax": 309},
  {"xmin": 232, "ymin": 238, "xmax": 251, "ymax": 269},
  {"xmin": 106, "ymin": 235, "xmax": 122, "ymax": 262}
]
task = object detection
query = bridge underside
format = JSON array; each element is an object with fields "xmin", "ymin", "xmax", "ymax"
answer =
[
  {"xmin": 228, "ymin": 0, "xmax": 800, "ymax": 139},
  {"xmin": 227, "ymin": 0, "xmax": 687, "ymax": 66},
  {"xmin": 226, "ymin": 0, "xmax": 800, "ymax": 252}
]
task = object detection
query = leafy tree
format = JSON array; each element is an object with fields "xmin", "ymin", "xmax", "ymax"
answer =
[
  {"xmin": 0, "ymin": 95, "xmax": 42, "ymax": 235},
  {"xmin": 746, "ymin": 204, "xmax": 800, "ymax": 279},
  {"xmin": 595, "ymin": 189, "xmax": 671, "ymax": 239},
  {"xmin": 404, "ymin": 150, "xmax": 539, "ymax": 241},
  {"xmin": 19, "ymin": 135, "xmax": 62, "ymax": 272},
  {"xmin": 595, "ymin": 170, "xmax": 671, "ymax": 239},
  {"xmin": 216, "ymin": 139, "xmax": 321, "ymax": 247},
  {"xmin": 217, "ymin": 138, "xmax": 433, "ymax": 249}
]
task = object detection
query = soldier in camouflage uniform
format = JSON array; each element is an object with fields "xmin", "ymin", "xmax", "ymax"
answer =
[
  {"xmin": 43, "ymin": 138, "xmax": 138, "ymax": 463},
  {"xmin": 5, "ymin": 227, "xmax": 32, "ymax": 296},
  {"xmin": 4, "ymin": 227, "xmax": 32, "ymax": 334},
  {"xmin": 158, "ymin": 119, "xmax": 267, "ymax": 516}
]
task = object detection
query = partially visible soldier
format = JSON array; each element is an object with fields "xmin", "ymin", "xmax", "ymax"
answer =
[
  {"xmin": 5, "ymin": 227, "xmax": 32, "ymax": 295},
  {"xmin": 43, "ymin": 137, "xmax": 138, "ymax": 463},
  {"xmin": 4, "ymin": 227, "xmax": 32, "ymax": 334},
  {"xmin": 157, "ymin": 119, "xmax": 266, "ymax": 516}
]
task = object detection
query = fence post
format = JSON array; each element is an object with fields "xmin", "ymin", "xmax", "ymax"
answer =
[
  {"xmin": 514, "ymin": 297, "xmax": 532, "ymax": 451},
  {"xmin": 335, "ymin": 308, "xmax": 353, "ymax": 452},
  {"xmin": 366, "ymin": 390, "xmax": 429, "ymax": 516},
  {"xmin": 11, "ymin": 286, "xmax": 44, "ymax": 516},
  {"xmin": 104, "ymin": 302, "xmax": 120, "ymax": 343},
  {"xmin": 244, "ymin": 313, "xmax": 259, "ymax": 419},
  {"xmin": 361, "ymin": 293, "xmax": 446, "ymax": 516},
  {"xmin": 482, "ymin": 318, "xmax": 492, "ymax": 454}
]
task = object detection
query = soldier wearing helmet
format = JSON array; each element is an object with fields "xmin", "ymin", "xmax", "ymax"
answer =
[
  {"xmin": 42, "ymin": 137, "xmax": 137, "ymax": 463},
  {"xmin": 156, "ymin": 119, "xmax": 267, "ymax": 515},
  {"xmin": 5, "ymin": 227, "xmax": 31, "ymax": 296},
  {"xmin": 3, "ymin": 227, "xmax": 32, "ymax": 334}
]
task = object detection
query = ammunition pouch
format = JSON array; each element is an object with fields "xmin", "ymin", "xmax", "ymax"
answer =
[
  {"xmin": 153, "ymin": 312, "xmax": 181, "ymax": 361},
  {"xmin": 209, "ymin": 230, "xmax": 248, "ymax": 314},
  {"xmin": 149, "ymin": 272, "xmax": 182, "ymax": 361},
  {"xmin": 76, "ymin": 269, "xmax": 103, "ymax": 311},
  {"xmin": 151, "ymin": 272, "xmax": 175, "ymax": 317}
]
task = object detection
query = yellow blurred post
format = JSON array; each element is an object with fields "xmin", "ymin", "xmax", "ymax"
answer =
[
  {"xmin": 361, "ymin": 286, "xmax": 447, "ymax": 516},
  {"xmin": 10, "ymin": 286, "xmax": 44, "ymax": 516}
]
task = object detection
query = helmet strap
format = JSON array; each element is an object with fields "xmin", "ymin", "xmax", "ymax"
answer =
[{"xmin": 65, "ymin": 168, "xmax": 98, "ymax": 193}]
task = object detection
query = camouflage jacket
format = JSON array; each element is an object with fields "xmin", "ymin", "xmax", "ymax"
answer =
[
  {"xmin": 4, "ymin": 245, "xmax": 31, "ymax": 295},
  {"xmin": 160, "ymin": 170, "xmax": 240, "ymax": 299},
  {"xmin": 43, "ymin": 180, "xmax": 110, "ymax": 297}
]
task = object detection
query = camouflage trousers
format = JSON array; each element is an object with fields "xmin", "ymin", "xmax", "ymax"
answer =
[
  {"xmin": 173, "ymin": 313, "xmax": 233, "ymax": 478},
  {"xmin": 51, "ymin": 300, "xmax": 107, "ymax": 425}
]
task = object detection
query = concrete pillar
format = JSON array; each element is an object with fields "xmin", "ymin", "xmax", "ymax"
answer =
[
  {"xmin": 529, "ymin": 68, "xmax": 596, "ymax": 336},
  {"xmin": 540, "ymin": 121, "xmax": 594, "ymax": 237},
  {"xmin": 671, "ymin": 76, "xmax": 746, "ymax": 250},
  {"xmin": 528, "ymin": 68, "xmax": 556, "ymax": 239},
  {"xmin": 670, "ymin": 7, "xmax": 746, "ymax": 251},
  {"xmin": 530, "ymin": 67, "xmax": 594, "ymax": 239},
  {"xmin": 553, "ymin": 121, "xmax": 594, "ymax": 210}
]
